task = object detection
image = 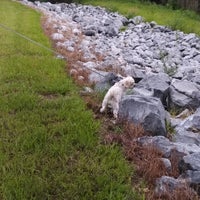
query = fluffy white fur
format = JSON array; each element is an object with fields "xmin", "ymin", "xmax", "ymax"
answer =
[{"xmin": 100, "ymin": 76, "xmax": 135, "ymax": 118}]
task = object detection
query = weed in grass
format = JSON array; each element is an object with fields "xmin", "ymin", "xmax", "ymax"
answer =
[{"xmin": 166, "ymin": 121, "xmax": 176, "ymax": 135}]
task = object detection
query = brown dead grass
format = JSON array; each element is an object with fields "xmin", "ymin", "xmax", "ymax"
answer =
[
  {"xmin": 41, "ymin": 14, "xmax": 199, "ymax": 200},
  {"xmin": 102, "ymin": 121, "xmax": 199, "ymax": 200},
  {"xmin": 41, "ymin": 15, "xmax": 91, "ymax": 86},
  {"xmin": 41, "ymin": 14, "xmax": 127, "ymax": 87}
]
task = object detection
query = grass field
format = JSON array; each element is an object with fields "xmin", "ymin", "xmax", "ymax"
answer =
[
  {"xmin": 0, "ymin": 0, "xmax": 136, "ymax": 199},
  {"xmin": 82, "ymin": 0, "xmax": 200, "ymax": 35}
]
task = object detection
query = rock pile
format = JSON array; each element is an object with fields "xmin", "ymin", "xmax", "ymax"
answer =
[{"xmin": 21, "ymin": 0, "xmax": 200, "ymax": 196}]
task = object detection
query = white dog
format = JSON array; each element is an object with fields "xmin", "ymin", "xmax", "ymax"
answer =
[{"xmin": 100, "ymin": 76, "xmax": 135, "ymax": 118}]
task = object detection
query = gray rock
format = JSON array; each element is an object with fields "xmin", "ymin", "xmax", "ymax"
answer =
[
  {"xmin": 83, "ymin": 30, "xmax": 96, "ymax": 36},
  {"xmin": 128, "ymin": 56, "xmax": 144, "ymax": 66},
  {"xmin": 194, "ymin": 54, "xmax": 200, "ymax": 62},
  {"xmin": 175, "ymin": 108, "xmax": 191, "ymax": 119},
  {"xmin": 171, "ymin": 80, "xmax": 199, "ymax": 97},
  {"xmin": 129, "ymin": 16, "xmax": 144, "ymax": 25},
  {"xmin": 185, "ymin": 73, "xmax": 200, "ymax": 85},
  {"xmin": 138, "ymin": 136, "xmax": 174, "ymax": 157},
  {"xmin": 94, "ymin": 72, "xmax": 122, "ymax": 92},
  {"xmin": 134, "ymin": 73, "xmax": 171, "ymax": 108},
  {"xmin": 174, "ymin": 128, "xmax": 200, "ymax": 146},
  {"xmin": 161, "ymin": 158, "xmax": 172, "ymax": 172},
  {"xmin": 119, "ymin": 95, "xmax": 167, "ymax": 136},
  {"xmin": 180, "ymin": 170, "xmax": 200, "ymax": 195},
  {"xmin": 124, "ymin": 64, "xmax": 146, "ymax": 80},
  {"xmin": 83, "ymin": 61, "xmax": 97, "ymax": 69},
  {"xmin": 179, "ymin": 152, "xmax": 200, "ymax": 173},
  {"xmin": 89, "ymin": 70, "xmax": 109, "ymax": 83},
  {"xmin": 105, "ymin": 26, "xmax": 119, "ymax": 37},
  {"xmin": 155, "ymin": 176, "xmax": 187, "ymax": 195},
  {"xmin": 133, "ymin": 87, "xmax": 154, "ymax": 97},
  {"xmin": 138, "ymin": 135, "xmax": 200, "ymax": 157},
  {"xmin": 51, "ymin": 33, "xmax": 64, "ymax": 40},
  {"xmin": 170, "ymin": 117, "xmax": 183, "ymax": 128},
  {"xmin": 174, "ymin": 142, "xmax": 200, "ymax": 155},
  {"xmin": 150, "ymin": 21, "xmax": 157, "ymax": 28},
  {"xmin": 184, "ymin": 33, "xmax": 197, "ymax": 43},
  {"xmin": 173, "ymin": 108, "xmax": 200, "ymax": 145},
  {"xmin": 169, "ymin": 80, "xmax": 200, "ymax": 109},
  {"xmin": 181, "ymin": 107, "xmax": 200, "ymax": 131},
  {"xmin": 169, "ymin": 87, "xmax": 194, "ymax": 108},
  {"xmin": 80, "ymin": 86, "xmax": 94, "ymax": 95}
]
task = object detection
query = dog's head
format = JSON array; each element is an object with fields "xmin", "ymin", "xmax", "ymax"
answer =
[{"xmin": 120, "ymin": 76, "xmax": 135, "ymax": 89}]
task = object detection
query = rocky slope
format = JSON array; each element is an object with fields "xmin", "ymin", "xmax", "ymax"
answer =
[{"xmin": 21, "ymin": 0, "xmax": 200, "ymax": 196}]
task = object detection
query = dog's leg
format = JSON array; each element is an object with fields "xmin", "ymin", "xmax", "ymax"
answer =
[
  {"xmin": 112, "ymin": 101, "xmax": 119, "ymax": 119},
  {"xmin": 100, "ymin": 98, "xmax": 107, "ymax": 113}
]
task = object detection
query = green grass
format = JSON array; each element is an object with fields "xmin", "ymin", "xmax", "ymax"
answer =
[
  {"xmin": 0, "ymin": 0, "xmax": 137, "ymax": 199},
  {"xmin": 81, "ymin": 0, "xmax": 200, "ymax": 35}
]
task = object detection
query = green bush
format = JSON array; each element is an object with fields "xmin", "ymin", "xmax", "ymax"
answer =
[{"xmin": 167, "ymin": 0, "xmax": 179, "ymax": 9}]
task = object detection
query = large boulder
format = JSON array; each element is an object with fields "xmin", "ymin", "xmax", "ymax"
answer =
[
  {"xmin": 174, "ymin": 142, "xmax": 200, "ymax": 155},
  {"xmin": 180, "ymin": 170, "xmax": 200, "ymax": 195},
  {"xmin": 174, "ymin": 128, "xmax": 200, "ymax": 146},
  {"xmin": 94, "ymin": 72, "xmax": 122, "ymax": 92},
  {"xmin": 180, "ymin": 107, "xmax": 200, "ymax": 131},
  {"xmin": 138, "ymin": 135, "xmax": 200, "ymax": 158},
  {"xmin": 137, "ymin": 136, "xmax": 174, "ymax": 157},
  {"xmin": 118, "ymin": 95, "xmax": 167, "ymax": 136},
  {"xmin": 173, "ymin": 107, "xmax": 200, "ymax": 146},
  {"xmin": 155, "ymin": 176, "xmax": 187, "ymax": 196},
  {"xmin": 179, "ymin": 152, "xmax": 200, "ymax": 173},
  {"xmin": 184, "ymin": 73, "xmax": 200, "ymax": 85},
  {"xmin": 133, "ymin": 73, "xmax": 171, "ymax": 108},
  {"xmin": 137, "ymin": 136, "xmax": 200, "ymax": 160},
  {"xmin": 169, "ymin": 80, "xmax": 200, "ymax": 109}
]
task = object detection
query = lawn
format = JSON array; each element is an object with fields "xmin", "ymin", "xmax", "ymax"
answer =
[
  {"xmin": 82, "ymin": 0, "xmax": 200, "ymax": 35},
  {"xmin": 0, "ymin": 0, "xmax": 135, "ymax": 199}
]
